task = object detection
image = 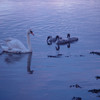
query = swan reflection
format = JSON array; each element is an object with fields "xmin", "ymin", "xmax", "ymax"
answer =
[
  {"xmin": 0, "ymin": 52, "xmax": 34, "ymax": 74},
  {"xmin": 56, "ymin": 43, "xmax": 70, "ymax": 51},
  {"xmin": 4, "ymin": 53, "xmax": 25, "ymax": 64},
  {"xmin": 27, "ymin": 53, "xmax": 34, "ymax": 74}
]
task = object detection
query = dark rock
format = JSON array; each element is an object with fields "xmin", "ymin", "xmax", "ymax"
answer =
[
  {"xmin": 90, "ymin": 51, "xmax": 100, "ymax": 56},
  {"xmin": 48, "ymin": 54, "xmax": 62, "ymax": 58},
  {"xmin": 88, "ymin": 89, "xmax": 100, "ymax": 93},
  {"xmin": 95, "ymin": 76, "xmax": 100, "ymax": 80},
  {"xmin": 80, "ymin": 55, "xmax": 84, "ymax": 57},
  {"xmin": 65, "ymin": 56, "xmax": 70, "ymax": 57},
  {"xmin": 72, "ymin": 97, "xmax": 82, "ymax": 100},
  {"xmin": 70, "ymin": 84, "xmax": 82, "ymax": 88},
  {"xmin": 97, "ymin": 95, "xmax": 100, "ymax": 97}
]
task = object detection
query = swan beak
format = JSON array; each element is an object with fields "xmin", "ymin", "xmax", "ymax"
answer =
[
  {"xmin": 31, "ymin": 32, "xmax": 34, "ymax": 36},
  {"xmin": 30, "ymin": 31, "xmax": 34, "ymax": 36}
]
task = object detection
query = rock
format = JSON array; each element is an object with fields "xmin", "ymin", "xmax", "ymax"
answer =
[
  {"xmin": 70, "ymin": 84, "xmax": 82, "ymax": 88},
  {"xmin": 95, "ymin": 76, "xmax": 100, "ymax": 80},
  {"xmin": 88, "ymin": 89, "xmax": 100, "ymax": 93},
  {"xmin": 48, "ymin": 54, "xmax": 62, "ymax": 58},
  {"xmin": 90, "ymin": 51, "xmax": 100, "ymax": 56},
  {"xmin": 72, "ymin": 97, "xmax": 82, "ymax": 100}
]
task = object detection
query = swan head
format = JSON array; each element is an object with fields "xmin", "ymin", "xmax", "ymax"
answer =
[
  {"xmin": 67, "ymin": 33, "xmax": 70, "ymax": 38},
  {"xmin": 56, "ymin": 35, "xmax": 60, "ymax": 40},
  {"xmin": 56, "ymin": 35, "xmax": 62, "ymax": 40},
  {"xmin": 28, "ymin": 29, "xmax": 34, "ymax": 35}
]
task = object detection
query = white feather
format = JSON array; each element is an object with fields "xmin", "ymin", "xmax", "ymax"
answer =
[{"xmin": 0, "ymin": 30, "xmax": 34, "ymax": 53}]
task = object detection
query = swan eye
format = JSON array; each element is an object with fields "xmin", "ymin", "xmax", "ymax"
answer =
[{"xmin": 30, "ymin": 30, "xmax": 33, "ymax": 33}]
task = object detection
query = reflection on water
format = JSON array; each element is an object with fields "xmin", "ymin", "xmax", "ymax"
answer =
[
  {"xmin": 55, "ymin": 43, "xmax": 70, "ymax": 51},
  {"xmin": 0, "ymin": 52, "xmax": 33, "ymax": 74},
  {"xmin": 4, "ymin": 53, "xmax": 25, "ymax": 64},
  {"xmin": 27, "ymin": 53, "xmax": 34, "ymax": 74}
]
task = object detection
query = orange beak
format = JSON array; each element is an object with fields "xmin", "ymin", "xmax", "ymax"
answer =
[
  {"xmin": 30, "ymin": 31, "xmax": 34, "ymax": 35},
  {"xmin": 31, "ymin": 32, "xmax": 34, "ymax": 36}
]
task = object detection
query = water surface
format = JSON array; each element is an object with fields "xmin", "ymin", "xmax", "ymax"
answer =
[{"xmin": 0, "ymin": 0, "xmax": 100, "ymax": 100}]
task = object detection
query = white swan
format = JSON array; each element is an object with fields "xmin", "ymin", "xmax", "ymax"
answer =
[{"xmin": 0, "ymin": 29, "xmax": 34, "ymax": 53}]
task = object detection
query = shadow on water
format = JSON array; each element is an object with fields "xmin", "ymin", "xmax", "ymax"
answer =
[{"xmin": 0, "ymin": 52, "xmax": 34, "ymax": 74}]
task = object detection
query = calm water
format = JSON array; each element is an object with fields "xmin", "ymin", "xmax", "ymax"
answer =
[{"xmin": 0, "ymin": 0, "xmax": 100, "ymax": 100}]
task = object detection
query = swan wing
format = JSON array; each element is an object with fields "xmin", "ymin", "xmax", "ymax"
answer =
[
  {"xmin": 68, "ymin": 37, "xmax": 78, "ymax": 43},
  {"xmin": 5, "ymin": 37, "xmax": 15, "ymax": 42},
  {"xmin": 0, "ymin": 38, "xmax": 29, "ymax": 53},
  {"xmin": 6, "ymin": 38, "xmax": 27, "ymax": 50}
]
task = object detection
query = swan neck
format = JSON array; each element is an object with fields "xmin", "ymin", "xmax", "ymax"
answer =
[{"xmin": 27, "ymin": 33, "xmax": 32, "ymax": 52}]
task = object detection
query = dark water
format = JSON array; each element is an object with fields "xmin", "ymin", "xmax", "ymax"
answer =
[{"xmin": 0, "ymin": 0, "xmax": 100, "ymax": 100}]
